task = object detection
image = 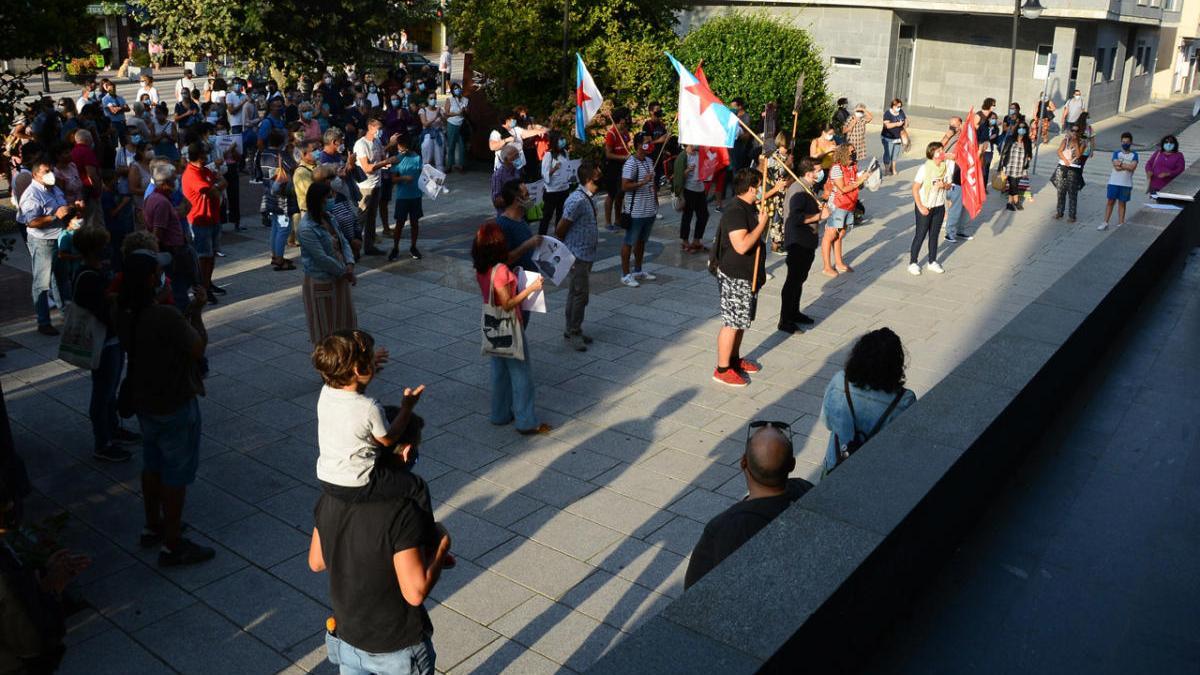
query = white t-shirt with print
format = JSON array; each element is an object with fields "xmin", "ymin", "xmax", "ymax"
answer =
[
  {"xmin": 912, "ymin": 165, "xmax": 948, "ymax": 209},
  {"xmin": 1108, "ymin": 150, "xmax": 1138, "ymax": 188},
  {"xmin": 315, "ymin": 386, "xmax": 389, "ymax": 487},
  {"xmin": 446, "ymin": 95, "xmax": 468, "ymax": 127},
  {"xmin": 489, "ymin": 128, "xmax": 525, "ymax": 170},
  {"xmin": 225, "ymin": 91, "xmax": 247, "ymax": 128}
]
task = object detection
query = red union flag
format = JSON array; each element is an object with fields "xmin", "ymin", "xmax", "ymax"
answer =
[{"xmin": 956, "ymin": 107, "xmax": 985, "ymax": 219}]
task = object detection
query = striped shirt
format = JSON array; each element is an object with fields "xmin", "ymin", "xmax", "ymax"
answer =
[{"xmin": 621, "ymin": 156, "xmax": 657, "ymax": 218}]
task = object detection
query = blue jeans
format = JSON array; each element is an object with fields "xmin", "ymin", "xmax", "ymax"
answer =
[
  {"xmin": 325, "ymin": 633, "xmax": 435, "ymax": 675},
  {"xmin": 27, "ymin": 237, "xmax": 69, "ymax": 326},
  {"xmin": 944, "ymin": 184, "xmax": 964, "ymax": 235},
  {"xmin": 446, "ymin": 124, "xmax": 465, "ymax": 168},
  {"xmin": 490, "ymin": 341, "xmax": 537, "ymax": 430},
  {"xmin": 881, "ymin": 137, "xmax": 902, "ymax": 165},
  {"xmin": 270, "ymin": 214, "xmax": 290, "ymax": 257},
  {"xmin": 623, "ymin": 216, "xmax": 655, "ymax": 245},
  {"xmin": 137, "ymin": 398, "xmax": 202, "ymax": 487},
  {"xmin": 90, "ymin": 343, "xmax": 124, "ymax": 452}
]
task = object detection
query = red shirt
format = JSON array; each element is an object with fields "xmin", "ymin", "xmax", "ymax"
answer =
[
  {"xmin": 70, "ymin": 143, "xmax": 99, "ymax": 196},
  {"xmin": 476, "ymin": 263, "xmax": 522, "ymax": 322},
  {"xmin": 181, "ymin": 162, "xmax": 219, "ymax": 227},
  {"xmin": 604, "ymin": 128, "xmax": 630, "ymax": 160}
]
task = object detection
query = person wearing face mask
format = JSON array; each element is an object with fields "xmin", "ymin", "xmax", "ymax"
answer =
[
  {"xmin": 136, "ymin": 74, "xmax": 160, "ymax": 105},
  {"xmin": 601, "ymin": 108, "xmax": 631, "ymax": 229},
  {"xmin": 495, "ymin": 179, "xmax": 544, "ymax": 281},
  {"xmin": 938, "ymin": 116, "xmax": 972, "ymax": 242},
  {"xmin": 1061, "ymin": 89, "xmax": 1085, "ymax": 134},
  {"xmin": 298, "ymin": 102, "xmax": 321, "ymax": 142},
  {"xmin": 1053, "ymin": 124, "xmax": 1084, "ymax": 222},
  {"xmin": 419, "ymin": 93, "xmax": 446, "ymax": 171},
  {"xmin": 1146, "ymin": 133, "xmax": 1185, "ymax": 193},
  {"xmin": 880, "ymin": 98, "xmax": 907, "ymax": 176},
  {"xmin": 978, "ymin": 111, "xmax": 1000, "ymax": 193},
  {"xmin": 539, "ymin": 131, "xmax": 572, "ymax": 236},
  {"xmin": 69, "ymin": 129, "xmax": 102, "ymax": 228},
  {"xmin": 810, "ymin": 123, "xmax": 838, "ymax": 180},
  {"xmin": 822, "ymin": 144, "xmax": 864, "ymax": 276},
  {"xmin": 844, "ymin": 104, "xmax": 871, "ymax": 163},
  {"xmin": 299, "ymin": 180, "xmax": 358, "ymax": 343},
  {"xmin": 778, "ymin": 157, "xmax": 828, "ymax": 334},
  {"xmin": 353, "ymin": 120, "xmax": 400, "ymax": 255},
  {"xmin": 443, "ymin": 82, "xmax": 469, "ymax": 173},
  {"xmin": 555, "ymin": 161, "xmax": 602, "ymax": 351},
  {"xmin": 18, "ymin": 157, "xmax": 79, "ymax": 335},
  {"xmin": 151, "ymin": 105, "xmax": 178, "ymax": 161},
  {"xmin": 387, "ymin": 134, "xmax": 424, "ymax": 261},
  {"xmin": 1034, "ymin": 93, "xmax": 1055, "ymax": 145},
  {"xmin": 181, "ymin": 140, "xmax": 228, "ymax": 303},
  {"xmin": 619, "ymin": 134, "xmax": 660, "ymax": 287},
  {"xmin": 1101, "ymin": 132, "xmax": 1138, "ymax": 230},
  {"xmin": 642, "ymin": 103, "xmax": 670, "ymax": 183},
  {"xmin": 225, "ymin": 79, "xmax": 248, "ymax": 136},
  {"xmin": 174, "ymin": 86, "xmax": 201, "ymax": 131},
  {"xmin": 100, "ymin": 79, "xmax": 129, "ymax": 139},
  {"xmin": 908, "ymin": 142, "xmax": 950, "ymax": 276},
  {"xmin": 763, "ymin": 134, "xmax": 793, "ymax": 253},
  {"xmin": 439, "ymin": 44, "xmax": 453, "ymax": 94},
  {"xmin": 127, "ymin": 141, "xmax": 154, "ymax": 220},
  {"xmin": 998, "ymin": 102, "xmax": 1025, "ymax": 171},
  {"xmin": 999, "ymin": 122, "xmax": 1031, "ymax": 211},
  {"xmin": 673, "ymin": 144, "xmax": 710, "ymax": 253},
  {"xmin": 832, "ymin": 98, "xmax": 851, "ymax": 144}
]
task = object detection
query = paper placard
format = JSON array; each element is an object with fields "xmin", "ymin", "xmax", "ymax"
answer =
[
  {"xmin": 526, "ymin": 179, "xmax": 545, "ymax": 205},
  {"xmin": 532, "ymin": 236, "xmax": 575, "ymax": 287},
  {"xmin": 418, "ymin": 163, "xmax": 448, "ymax": 200},
  {"xmin": 561, "ymin": 158, "xmax": 580, "ymax": 179},
  {"xmin": 516, "ymin": 268, "xmax": 546, "ymax": 313},
  {"xmin": 210, "ymin": 133, "xmax": 243, "ymax": 159}
]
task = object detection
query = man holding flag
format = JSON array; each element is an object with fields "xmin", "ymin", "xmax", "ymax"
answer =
[
  {"xmin": 954, "ymin": 108, "xmax": 986, "ymax": 229},
  {"xmin": 940, "ymin": 116, "xmax": 977, "ymax": 242}
]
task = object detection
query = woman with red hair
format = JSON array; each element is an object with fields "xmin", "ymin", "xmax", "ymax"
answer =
[{"xmin": 472, "ymin": 222, "xmax": 551, "ymax": 435}]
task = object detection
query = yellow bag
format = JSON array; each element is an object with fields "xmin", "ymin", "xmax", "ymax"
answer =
[{"xmin": 991, "ymin": 170, "xmax": 1006, "ymax": 192}]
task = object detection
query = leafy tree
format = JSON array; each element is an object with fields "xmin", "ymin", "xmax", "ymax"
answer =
[
  {"xmin": 0, "ymin": 0, "xmax": 93, "ymax": 63},
  {"xmin": 446, "ymin": 0, "xmax": 682, "ymax": 114},
  {"xmin": 132, "ymin": 0, "xmax": 440, "ymax": 76},
  {"xmin": 649, "ymin": 12, "xmax": 832, "ymax": 142}
]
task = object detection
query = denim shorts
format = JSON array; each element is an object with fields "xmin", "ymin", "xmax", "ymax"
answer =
[
  {"xmin": 325, "ymin": 632, "xmax": 436, "ymax": 675},
  {"xmin": 623, "ymin": 216, "xmax": 655, "ymax": 245},
  {"xmin": 138, "ymin": 398, "xmax": 201, "ymax": 486},
  {"xmin": 829, "ymin": 207, "xmax": 855, "ymax": 230},
  {"xmin": 191, "ymin": 225, "xmax": 216, "ymax": 258}
]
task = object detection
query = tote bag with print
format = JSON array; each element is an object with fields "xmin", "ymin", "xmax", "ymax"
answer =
[{"xmin": 480, "ymin": 265, "xmax": 525, "ymax": 360}]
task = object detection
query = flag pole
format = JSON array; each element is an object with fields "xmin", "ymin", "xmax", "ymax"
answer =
[
  {"xmin": 605, "ymin": 112, "xmax": 632, "ymax": 156},
  {"xmin": 736, "ymin": 116, "xmax": 801, "ymax": 184},
  {"xmin": 651, "ymin": 112, "xmax": 678, "ymax": 170}
]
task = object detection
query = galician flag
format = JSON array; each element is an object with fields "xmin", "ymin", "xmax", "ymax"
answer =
[
  {"xmin": 694, "ymin": 65, "xmax": 729, "ymax": 182},
  {"xmin": 666, "ymin": 52, "xmax": 738, "ymax": 148},
  {"xmin": 575, "ymin": 54, "xmax": 603, "ymax": 141},
  {"xmin": 955, "ymin": 107, "xmax": 985, "ymax": 219}
]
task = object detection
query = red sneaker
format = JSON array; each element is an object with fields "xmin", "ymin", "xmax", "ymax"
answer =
[
  {"xmin": 736, "ymin": 359, "xmax": 762, "ymax": 374},
  {"xmin": 712, "ymin": 367, "xmax": 749, "ymax": 387}
]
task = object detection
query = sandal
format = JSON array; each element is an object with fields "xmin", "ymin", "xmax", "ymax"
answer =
[
  {"xmin": 836, "ymin": 265, "xmax": 853, "ymax": 273},
  {"xmin": 517, "ymin": 423, "xmax": 553, "ymax": 436},
  {"xmin": 280, "ymin": 259, "xmax": 296, "ymax": 270},
  {"xmin": 693, "ymin": 242, "xmax": 709, "ymax": 252},
  {"xmin": 821, "ymin": 268, "xmax": 839, "ymax": 278}
]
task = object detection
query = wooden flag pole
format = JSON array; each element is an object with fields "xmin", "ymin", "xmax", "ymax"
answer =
[
  {"xmin": 651, "ymin": 112, "xmax": 678, "ymax": 170},
  {"xmin": 736, "ymin": 116, "xmax": 802, "ymax": 184},
  {"xmin": 605, "ymin": 112, "xmax": 632, "ymax": 156}
]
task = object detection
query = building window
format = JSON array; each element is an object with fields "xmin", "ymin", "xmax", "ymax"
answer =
[
  {"xmin": 1135, "ymin": 40, "xmax": 1150, "ymax": 76},
  {"xmin": 1034, "ymin": 44, "xmax": 1053, "ymax": 79},
  {"xmin": 1094, "ymin": 47, "xmax": 1107, "ymax": 83},
  {"xmin": 1166, "ymin": 0, "xmax": 1177, "ymax": 10},
  {"xmin": 831, "ymin": 56, "xmax": 862, "ymax": 68},
  {"xmin": 1137, "ymin": 0, "xmax": 1147, "ymax": 6}
]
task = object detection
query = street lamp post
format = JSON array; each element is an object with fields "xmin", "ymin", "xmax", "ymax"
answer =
[{"xmin": 1007, "ymin": 0, "xmax": 1045, "ymax": 108}]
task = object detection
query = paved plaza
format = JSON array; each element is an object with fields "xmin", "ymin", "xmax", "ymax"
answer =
[{"xmin": 2, "ymin": 78, "xmax": 1197, "ymax": 673}]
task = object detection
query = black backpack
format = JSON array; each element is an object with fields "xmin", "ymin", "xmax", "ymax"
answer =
[{"xmin": 834, "ymin": 378, "xmax": 905, "ymax": 468}]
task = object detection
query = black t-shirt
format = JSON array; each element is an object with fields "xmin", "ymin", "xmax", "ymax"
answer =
[
  {"xmin": 783, "ymin": 184, "xmax": 821, "ymax": 250},
  {"xmin": 314, "ymin": 494, "xmax": 432, "ymax": 653},
  {"xmin": 717, "ymin": 198, "xmax": 765, "ymax": 282},
  {"xmin": 684, "ymin": 479, "xmax": 813, "ymax": 589}
]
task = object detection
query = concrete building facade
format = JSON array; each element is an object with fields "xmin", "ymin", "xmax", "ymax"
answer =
[{"xmin": 678, "ymin": 0, "xmax": 1188, "ymax": 121}]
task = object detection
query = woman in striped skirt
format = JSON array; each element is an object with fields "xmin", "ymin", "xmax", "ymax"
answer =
[{"xmin": 298, "ymin": 181, "xmax": 357, "ymax": 343}]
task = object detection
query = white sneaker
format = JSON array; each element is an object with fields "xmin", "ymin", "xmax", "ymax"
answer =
[
  {"xmin": 634, "ymin": 270, "xmax": 657, "ymax": 281},
  {"xmin": 907, "ymin": 263, "xmax": 921, "ymax": 276},
  {"xmin": 1097, "ymin": 222, "xmax": 1108, "ymax": 231},
  {"xmin": 621, "ymin": 273, "xmax": 640, "ymax": 287},
  {"xmin": 927, "ymin": 262, "xmax": 945, "ymax": 274}
]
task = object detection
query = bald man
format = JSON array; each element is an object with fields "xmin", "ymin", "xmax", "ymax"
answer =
[{"xmin": 684, "ymin": 424, "xmax": 814, "ymax": 589}]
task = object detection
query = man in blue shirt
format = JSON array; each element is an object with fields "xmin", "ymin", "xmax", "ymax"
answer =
[
  {"xmin": 555, "ymin": 160, "xmax": 601, "ymax": 351},
  {"xmin": 495, "ymin": 179, "xmax": 539, "ymax": 274},
  {"xmin": 99, "ymin": 78, "xmax": 128, "ymax": 138},
  {"xmin": 389, "ymin": 136, "xmax": 424, "ymax": 261},
  {"xmin": 18, "ymin": 157, "xmax": 76, "ymax": 335}
]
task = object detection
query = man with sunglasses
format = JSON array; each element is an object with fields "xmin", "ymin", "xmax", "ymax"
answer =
[{"xmin": 684, "ymin": 421, "xmax": 813, "ymax": 589}]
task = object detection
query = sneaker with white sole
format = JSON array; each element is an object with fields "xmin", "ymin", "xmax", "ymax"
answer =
[
  {"xmin": 620, "ymin": 274, "xmax": 640, "ymax": 287},
  {"xmin": 1097, "ymin": 222, "xmax": 1109, "ymax": 231},
  {"xmin": 633, "ymin": 270, "xmax": 657, "ymax": 281},
  {"xmin": 927, "ymin": 262, "xmax": 945, "ymax": 274},
  {"xmin": 944, "ymin": 233, "xmax": 957, "ymax": 243},
  {"xmin": 907, "ymin": 263, "xmax": 922, "ymax": 276}
]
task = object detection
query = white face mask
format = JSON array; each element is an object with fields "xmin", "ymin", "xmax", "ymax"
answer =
[
  {"xmin": 814, "ymin": 170, "xmax": 825, "ymax": 183},
  {"xmin": 40, "ymin": 171, "xmax": 56, "ymax": 186},
  {"xmin": 854, "ymin": 111, "xmax": 864, "ymax": 118},
  {"xmin": 824, "ymin": 133, "xmax": 833, "ymax": 140}
]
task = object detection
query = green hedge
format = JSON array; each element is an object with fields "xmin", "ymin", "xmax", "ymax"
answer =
[{"xmin": 650, "ymin": 12, "xmax": 832, "ymax": 143}]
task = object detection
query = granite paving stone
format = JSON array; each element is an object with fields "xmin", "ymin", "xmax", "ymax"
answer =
[{"xmin": 195, "ymin": 567, "xmax": 330, "ymax": 651}]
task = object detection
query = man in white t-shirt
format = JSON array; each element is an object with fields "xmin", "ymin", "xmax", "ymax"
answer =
[
  {"xmin": 438, "ymin": 45, "xmax": 452, "ymax": 94},
  {"xmin": 354, "ymin": 119, "xmax": 398, "ymax": 255},
  {"xmin": 175, "ymin": 70, "xmax": 195, "ymax": 103},
  {"xmin": 225, "ymin": 79, "xmax": 248, "ymax": 133},
  {"xmin": 1062, "ymin": 89, "xmax": 1085, "ymax": 130},
  {"xmin": 488, "ymin": 113, "xmax": 525, "ymax": 171}
]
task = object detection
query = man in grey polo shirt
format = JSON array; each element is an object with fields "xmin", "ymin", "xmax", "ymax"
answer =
[
  {"xmin": 18, "ymin": 156, "xmax": 78, "ymax": 336},
  {"xmin": 555, "ymin": 160, "xmax": 601, "ymax": 352}
]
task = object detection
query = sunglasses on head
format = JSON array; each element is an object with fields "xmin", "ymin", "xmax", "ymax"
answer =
[{"xmin": 746, "ymin": 420, "xmax": 794, "ymax": 449}]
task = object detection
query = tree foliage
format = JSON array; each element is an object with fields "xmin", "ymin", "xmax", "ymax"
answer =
[
  {"xmin": 132, "ymin": 0, "xmax": 440, "ymax": 75},
  {"xmin": 446, "ymin": 0, "xmax": 682, "ymax": 114},
  {"xmin": 649, "ymin": 12, "xmax": 832, "ymax": 141},
  {"xmin": 0, "ymin": 0, "xmax": 93, "ymax": 61}
]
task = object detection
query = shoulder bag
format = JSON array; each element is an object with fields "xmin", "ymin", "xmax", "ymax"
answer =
[
  {"xmin": 480, "ymin": 265, "xmax": 525, "ymax": 360},
  {"xmin": 833, "ymin": 378, "xmax": 905, "ymax": 469},
  {"xmin": 57, "ymin": 271, "xmax": 106, "ymax": 370}
]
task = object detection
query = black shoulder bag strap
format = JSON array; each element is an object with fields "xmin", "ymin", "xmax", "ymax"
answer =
[{"xmin": 844, "ymin": 379, "xmax": 906, "ymax": 440}]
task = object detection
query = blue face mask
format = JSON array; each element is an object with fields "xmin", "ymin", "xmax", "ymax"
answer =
[
  {"xmin": 391, "ymin": 98, "xmax": 401, "ymax": 107},
  {"xmin": 453, "ymin": 88, "xmax": 462, "ymax": 96},
  {"xmin": 557, "ymin": 138, "xmax": 567, "ymax": 149},
  {"xmin": 325, "ymin": 197, "xmax": 336, "ymax": 211},
  {"xmin": 1121, "ymin": 142, "xmax": 1132, "ymax": 151},
  {"xmin": 418, "ymin": 83, "xmax": 426, "ymax": 91},
  {"xmin": 131, "ymin": 134, "xmax": 142, "ymax": 144},
  {"xmin": 1017, "ymin": 128, "xmax": 1027, "ymax": 136},
  {"xmin": 1164, "ymin": 142, "xmax": 1176, "ymax": 151},
  {"xmin": 302, "ymin": 111, "xmax": 314, "ymax": 120},
  {"xmin": 989, "ymin": 118, "xmax": 997, "ymax": 126}
]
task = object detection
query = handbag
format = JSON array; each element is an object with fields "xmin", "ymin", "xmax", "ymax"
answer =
[
  {"xmin": 833, "ymin": 378, "xmax": 905, "ymax": 470},
  {"xmin": 1050, "ymin": 165, "xmax": 1064, "ymax": 190},
  {"xmin": 618, "ymin": 160, "xmax": 639, "ymax": 230},
  {"xmin": 707, "ymin": 217, "xmax": 723, "ymax": 277},
  {"xmin": 672, "ymin": 195, "xmax": 684, "ymax": 212},
  {"xmin": 57, "ymin": 280, "xmax": 106, "ymax": 370},
  {"xmin": 991, "ymin": 169, "xmax": 1006, "ymax": 192},
  {"xmin": 480, "ymin": 265, "xmax": 525, "ymax": 360}
]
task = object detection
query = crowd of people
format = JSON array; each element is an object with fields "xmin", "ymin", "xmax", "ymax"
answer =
[{"xmin": 3, "ymin": 58, "xmax": 1192, "ymax": 672}]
